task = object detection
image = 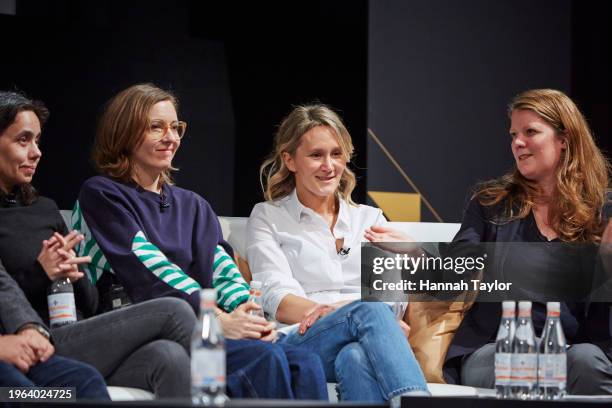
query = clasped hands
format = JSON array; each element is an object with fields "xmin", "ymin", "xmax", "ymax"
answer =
[
  {"xmin": 0, "ymin": 328, "xmax": 54, "ymax": 373},
  {"xmin": 36, "ymin": 230, "xmax": 92, "ymax": 282},
  {"xmin": 218, "ymin": 302, "xmax": 278, "ymax": 342}
]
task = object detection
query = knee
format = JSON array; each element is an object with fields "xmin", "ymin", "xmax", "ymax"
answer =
[
  {"xmin": 568, "ymin": 343, "xmax": 609, "ymax": 374},
  {"xmin": 567, "ymin": 343, "xmax": 612, "ymax": 394},
  {"xmin": 336, "ymin": 343, "xmax": 368, "ymax": 372},
  {"xmin": 150, "ymin": 340, "xmax": 190, "ymax": 374},
  {"xmin": 290, "ymin": 348, "xmax": 324, "ymax": 373},
  {"xmin": 160, "ymin": 297, "xmax": 197, "ymax": 326},
  {"xmin": 69, "ymin": 361, "xmax": 109, "ymax": 399},
  {"xmin": 256, "ymin": 343, "xmax": 289, "ymax": 367},
  {"xmin": 351, "ymin": 301, "xmax": 394, "ymax": 322}
]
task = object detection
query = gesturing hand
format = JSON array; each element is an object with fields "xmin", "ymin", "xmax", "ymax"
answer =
[
  {"xmin": 37, "ymin": 231, "xmax": 91, "ymax": 281},
  {"xmin": 298, "ymin": 303, "xmax": 337, "ymax": 335},
  {"xmin": 219, "ymin": 302, "xmax": 277, "ymax": 341},
  {"xmin": 364, "ymin": 225, "xmax": 422, "ymax": 255}
]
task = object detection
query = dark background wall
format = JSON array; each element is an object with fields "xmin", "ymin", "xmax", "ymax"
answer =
[
  {"xmin": 368, "ymin": 0, "xmax": 572, "ymax": 222},
  {"xmin": 190, "ymin": 1, "xmax": 368, "ymax": 216},
  {"xmin": 0, "ymin": 0, "xmax": 609, "ymax": 218}
]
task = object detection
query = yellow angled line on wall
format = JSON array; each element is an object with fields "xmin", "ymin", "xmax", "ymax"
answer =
[
  {"xmin": 367, "ymin": 128, "xmax": 444, "ymax": 222},
  {"xmin": 368, "ymin": 191, "xmax": 421, "ymax": 222}
]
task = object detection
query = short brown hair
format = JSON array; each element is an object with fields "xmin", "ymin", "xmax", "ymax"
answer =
[{"xmin": 92, "ymin": 83, "xmax": 179, "ymax": 186}]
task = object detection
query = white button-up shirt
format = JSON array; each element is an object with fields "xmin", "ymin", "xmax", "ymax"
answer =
[{"xmin": 246, "ymin": 189, "xmax": 391, "ymax": 320}]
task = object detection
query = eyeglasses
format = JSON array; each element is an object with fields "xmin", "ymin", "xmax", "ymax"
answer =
[{"xmin": 148, "ymin": 120, "xmax": 187, "ymax": 140}]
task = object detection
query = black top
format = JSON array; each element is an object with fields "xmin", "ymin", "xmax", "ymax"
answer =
[
  {"xmin": 443, "ymin": 193, "xmax": 612, "ymax": 384},
  {"xmin": 0, "ymin": 189, "xmax": 97, "ymax": 325}
]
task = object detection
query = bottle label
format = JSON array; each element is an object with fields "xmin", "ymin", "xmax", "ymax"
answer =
[
  {"xmin": 495, "ymin": 352, "xmax": 512, "ymax": 386},
  {"xmin": 47, "ymin": 293, "xmax": 77, "ymax": 326},
  {"xmin": 510, "ymin": 353, "xmax": 537, "ymax": 387},
  {"xmin": 538, "ymin": 354, "xmax": 567, "ymax": 389},
  {"xmin": 191, "ymin": 349, "xmax": 226, "ymax": 388}
]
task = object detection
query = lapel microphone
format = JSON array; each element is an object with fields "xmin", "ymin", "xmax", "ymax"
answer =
[
  {"xmin": 338, "ymin": 247, "xmax": 351, "ymax": 256},
  {"xmin": 159, "ymin": 191, "xmax": 170, "ymax": 212}
]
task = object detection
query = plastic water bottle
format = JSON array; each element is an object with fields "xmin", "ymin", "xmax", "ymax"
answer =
[
  {"xmin": 511, "ymin": 301, "xmax": 538, "ymax": 399},
  {"xmin": 247, "ymin": 280, "xmax": 265, "ymax": 318},
  {"xmin": 495, "ymin": 301, "xmax": 516, "ymax": 398},
  {"xmin": 538, "ymin": 302, "xmax": 567, "ymax": 400},
  {"xmin": 47, "ymin": 278, "xmax": 77, "ymax": 328},
  {"xmin": 247, "ymin": 280, "xmax": 272, "ymax": 337},
  {"xmin": 191, "ymin": 289, "xmax": 228, "ymax": 406}
]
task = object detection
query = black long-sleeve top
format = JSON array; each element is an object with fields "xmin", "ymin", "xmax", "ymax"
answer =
[{"xmin": 0, "ymin": 189, "xmax": 97, "ymax": 325}]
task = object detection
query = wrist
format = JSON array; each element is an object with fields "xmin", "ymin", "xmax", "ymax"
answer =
[{"xmin": 18, "ymin": 323, "xmax": 51, "ymax": 340}]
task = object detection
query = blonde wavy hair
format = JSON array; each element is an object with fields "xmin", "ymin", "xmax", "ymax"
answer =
[
  {"xmin": 260, "ymin": 104, "xmax": 356, "ymax": 205},
  {"xmin": 92, "ymin": 83, "xmax": 179, "ymax": 187},
  {"xmin": 475, "ymin": 89, "xmax": 611, "ymax": 242}
]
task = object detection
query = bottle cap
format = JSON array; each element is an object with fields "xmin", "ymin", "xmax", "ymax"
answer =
[
  {"xmin": 250, "ymin": 281, "xmax": 262, "ymax": 290},
  {"xmin": 546, "ymin": 302, "xmax": 561, "ymax": 313},
  {"xmin": 201, "ymin": 288, "xmax": 217, "ymax": 303},
  {"xmin": 518, "ymin": 301, "xmax": 532, "ymax": 311},
  {"xmin": 501, "ymin": 301, "xmax": 516, "ymax": 316}
]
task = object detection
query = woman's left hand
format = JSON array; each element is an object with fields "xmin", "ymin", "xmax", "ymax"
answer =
[
  {"xmin": 37, "ymin": 231, "xmax": 91, "ymax": 281},
  {"xmin": 364, "ymin": 225, "xmax": 413, "ymax": 243},
  {"xmin": 364, "ymin": 225, "xmax": 422, "ymax": 255}
]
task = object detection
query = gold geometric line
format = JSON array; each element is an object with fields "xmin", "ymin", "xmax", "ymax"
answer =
[{"xmin": 367, "ymin": 127, "xmax": 444, "ymax": 222}]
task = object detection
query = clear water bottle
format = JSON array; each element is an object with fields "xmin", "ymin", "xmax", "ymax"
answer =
[
  {"xmin": 247, "ymin": 281, "xmax": 272, "ymax": 337},
  {"xmin": 495, "ymin": 301, "xmax": 516, "ymax": 398},
  {"xmin": 47, "ymin": 277, "xmax": 77, "ymax": 328},
  {"xmin": 248, "ymin": 280, "xmax": 264, "ymax": 318},
  {"xmin": 191, "ymin": 289, "xmax": 228, "ymax": 406},
  {"xmin": 511, "ymin": 301, "xmax": 538, "ymax": 399},
  {"xmin": 538, "ymin": 302, "xmax": 567, "ymax": 400}
]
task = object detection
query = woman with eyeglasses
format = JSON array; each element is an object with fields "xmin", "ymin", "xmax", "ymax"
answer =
[
  {"xmin": 0, "ymin": 90, "xmax": 198, "ymax": 399},
  {"xmin": 75, "ymin": 83, "xmax": 327, "ymax": 400}
]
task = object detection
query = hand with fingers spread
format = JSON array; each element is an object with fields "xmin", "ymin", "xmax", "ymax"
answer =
[
  {"xmin": 0, "ymin": 335, "xmax": 38, "ymax": 373},
  {"xmin": 298, "ymin": 303, "xmax": 337, "ymax": 335},
  {"xmin": 218, "ymin": 302, "xmax": 277, "ymax": 341},
  {"xmin": 37, "ymin": 230, "xmax": 91, "ymax": 282}
]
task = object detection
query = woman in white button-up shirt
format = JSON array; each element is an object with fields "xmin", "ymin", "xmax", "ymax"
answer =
[{"xmin": 246, "ymin": 104, "xmax": 428, "ymax": 402}]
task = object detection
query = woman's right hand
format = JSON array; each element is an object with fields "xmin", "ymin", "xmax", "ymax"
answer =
[{"xmin": 218, "ymin": 302, "xmax": 277, "ymax": 341}]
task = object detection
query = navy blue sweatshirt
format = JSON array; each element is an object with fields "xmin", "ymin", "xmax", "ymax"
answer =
[{"xmin": 78, "ymin": 176, "xmax": 231, "ymax": 312}]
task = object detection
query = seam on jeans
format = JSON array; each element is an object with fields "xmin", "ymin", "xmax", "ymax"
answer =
[
  {"xmin": 388, "ymin": 385, "xmax": 430, "ymax": 399},
  {"xmin": 351, "ymin": 305, "xmax": 394, "ymax": 397},
  {"xmin": 234, "ymin": 369, "xmax": 259, "ymax": 398}
]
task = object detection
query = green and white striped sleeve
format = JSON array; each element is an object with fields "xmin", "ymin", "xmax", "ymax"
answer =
[
  {"xmin": 131, "ymin": 231, "xmax": 202, "ymax": 295},
  {"xmin": 213, "ymin": 245, "xmax": 250, "ymax": 312}
]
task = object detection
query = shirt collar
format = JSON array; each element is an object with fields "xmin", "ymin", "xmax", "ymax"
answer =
[
  {"xmin": 285, "ymin": 189, "xmax": 308, "ymax": 222},
  {"xmin": 334, "ymin": 198, "xmax": 351, "ymax": 238},
  {"xmin": 284, "ymin": 189, "xmax": 352, "ymax": 237}
]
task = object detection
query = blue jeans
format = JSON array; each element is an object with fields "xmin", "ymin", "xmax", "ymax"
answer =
[
  {"xmin": 0, "ymin": 355, "xmax": 109, "ymax": 400},
  {"xmin": 279, "ymin": 301, "xmax": 428, "ymax": 401},
  {"xmin": 226, "ymin": 339, "xmax": 327, "ymax": 400}
]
